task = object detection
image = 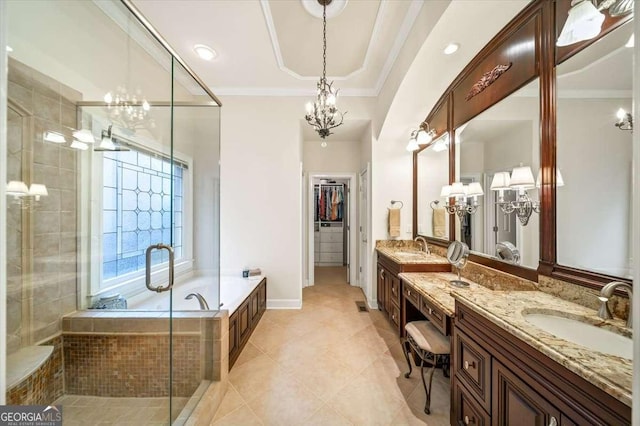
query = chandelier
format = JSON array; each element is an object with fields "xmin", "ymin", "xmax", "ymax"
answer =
[
  {"xmin": 104, "ymin": 86, "xmax": 151, "ymax": 129},
  {"xmin": 304, "ymin": 0, "xmax": 346, "ymax": 140}
]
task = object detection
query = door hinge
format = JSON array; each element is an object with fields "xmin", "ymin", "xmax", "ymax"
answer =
[
  {"xmin": 359, "ymin": 266, "xmax": 362, "ymax": 272},
  {"xmin": 492, "ymin": 226, "xmax": 498, "ymax": 232}
]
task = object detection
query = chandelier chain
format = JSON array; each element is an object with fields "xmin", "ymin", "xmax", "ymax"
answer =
[{"xmin": 322, "ymin": 2, "xmax": 327, "ymax": 85}]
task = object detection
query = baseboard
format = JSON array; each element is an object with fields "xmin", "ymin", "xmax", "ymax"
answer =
[
  {"xmin": 267, "ymin": 299, "xmax": 302, "ymax": 309},
  {"xmin": 367, "ymin": 298, "xmax": 378, "ymax": 310}
]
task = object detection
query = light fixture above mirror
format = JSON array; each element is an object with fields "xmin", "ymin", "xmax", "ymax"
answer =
[
  {"xmin": 407, "ymin": 122, "xmax": 436, "ymax": 152},
  {"xmin": 615, "ymin": 107, "xmax": 633, "ymax": 131}
]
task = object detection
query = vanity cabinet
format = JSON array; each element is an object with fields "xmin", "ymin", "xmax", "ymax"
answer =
[
  {"xmin": 452, "ymin": 301, "xmax": 631, "ymax": 426},
  {"xmin": 229, "ymin": 278, "xmax": 267, "ymax": 369},
  {"xmin": 376, "ymin": 252, "xmax": 451, "ymax": 336}
]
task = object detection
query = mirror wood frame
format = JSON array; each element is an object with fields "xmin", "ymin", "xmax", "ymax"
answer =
[{"xmin": 412, "ymin": 0, "xmax": 633, "ymax": 289}]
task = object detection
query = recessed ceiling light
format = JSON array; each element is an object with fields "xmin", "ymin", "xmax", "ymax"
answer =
[
  {"xmin": 193, "ymin": 44, "xmax": 217, "ymax": 61},
  {"xmin": 6, "ymin": 46, "xmax": 13, "ymax": 52},
  {"xmin": 625, "ymin": 34, "xmax": 634, "ymax": 48},
  {"xmin": 443, "ymin": 43, "xmax": 460, "ymax": 55}
]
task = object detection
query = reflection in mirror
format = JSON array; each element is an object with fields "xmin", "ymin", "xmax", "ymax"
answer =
[
  {"xmin": 557, "ymin": 20, "xmax": 633, "ymax": 279},
  {"xmin": 417, "ymin": 133, "xmax": 450, "ymax": 240},
  {"xmin": 455, "ymin": 78, "xmax": 540, "ymax": 269}
]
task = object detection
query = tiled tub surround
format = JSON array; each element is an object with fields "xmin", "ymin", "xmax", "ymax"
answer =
[
  {"xmin": 452, "ymin": 288, "xmax": 632, "ymax": 407},
  {"xmin": 7, "ymin": 58, "xmax": 81, "ymax": 353},
  {"xmin": 62, "ymin": 310, "xmax": 228, "ymax": 397},
  {"xmin": 6, "ymin": 336, "xmax": 64, "ymax": 405}
]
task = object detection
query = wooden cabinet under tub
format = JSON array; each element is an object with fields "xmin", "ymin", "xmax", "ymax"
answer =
[{"xmin": 229, "ymin": 277, "xmax": 267, "ymax": 369}]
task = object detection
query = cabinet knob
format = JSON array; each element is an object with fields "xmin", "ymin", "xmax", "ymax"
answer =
[
  {"xmin": 464, "ymin": 360, "xmax": 476, "ymax": 370},
  {"xmin": 549, "ymin": 417, "xmax": 557, "ymax": 426},
  {"xmin": 408, "ymin": 290, "xmax": 411, "ymax": 296},
  {"xmin": 464, "ymin": 415, "xmax": 475, "ymax": 425},
  {"xmin": 428, "ymin": 308, "xmax": 433, "ymax": 315}
]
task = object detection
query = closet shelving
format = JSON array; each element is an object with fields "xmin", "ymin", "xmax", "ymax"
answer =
[{"xmin": 314, "ymin": 183, "xmax": 346, "ymax": 267}]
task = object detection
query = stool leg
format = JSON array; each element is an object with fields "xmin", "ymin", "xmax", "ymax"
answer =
[
  {"xmin": 401, "ymin": 338, "xmax": 413, "ymax": 379},
  {"xmin": 420, "ymin": 352, "xmax": 437, "ymax": 415}
]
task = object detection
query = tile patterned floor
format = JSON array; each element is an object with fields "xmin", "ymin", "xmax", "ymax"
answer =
[
  {"xmin": 52, "ymin": 394, "xmax": 189, "ymax": 425},
  {"xmin": 212, "ymin": 278, "xmax": 451, "ymax": 425}
]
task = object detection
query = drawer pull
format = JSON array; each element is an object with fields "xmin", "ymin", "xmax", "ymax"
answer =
[
  {"xmin": 408, "ymin": 290, "xmax": 411, "ymax": 296},
  {"xmin": 381, "ymin": 270, "xmax": 385, "ymax": 278},
  {"xmin": 429, "ymin": 308, "xmax": 433, "ymax": 315},
  {"xmin": 464, "ymin": 360, "xmax": 476, "ymax": 370},
  {"xmin": 549, "ymin": 417, "xmax": 557, "ymax": 426},
  {"xmin": 464, "ymin": 415, "xmax": 475, "ymax": 425}
]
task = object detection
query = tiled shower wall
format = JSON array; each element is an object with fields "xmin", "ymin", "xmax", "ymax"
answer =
[{"xmin": 6, "ymin": 58, "xmax": 80, "ymax": 353}]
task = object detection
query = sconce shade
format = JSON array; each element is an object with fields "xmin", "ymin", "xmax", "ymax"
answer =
[
  {"xmin": 6, "ymin": 180, "xmax": 29, "ymax": 196},
  {"xmin": 440, "ymin": 185, "xmax": 452, "ymax": 198},
  {"xmin": 449, "ymin": 182, "xmax": 466, "ymax": 197},
  {"xmin": 28, "ymin": 184, "xmax": 48, "ymax": 197},
  {"xmin": 510, "ymin": 166, "xmax": 536, "ymax": 189},
  {"xmin": 557, "ymin": 0, "xmax": 605, "ymax": 47},
  {"xmin": 536, "ymin": 168, "xmax": 565, "ymax": 188},
  {"xmin": 490, "ymin": 172, "xmax": 511, "ymax": 190},
  {"xmin": 72, "ymin": 129, "xmax": 95, "ymax": 143},
  {"xmin": 467, "ymin": 182, "xmax": 484, "ymax": 197},
  {"xmin": 43, "ymin": 131, "xmax": 67, "ymax": 144},
  {"xmin": 100, "ymin": 135, "xmax": 116, "ymax": 150},
  {"xmin": 71, "ymin": 140, "xmax": 89, "ymax": 151},
  {"xmin": 417, "ymin": 129, "xmax": 433, "ymax": 145}
]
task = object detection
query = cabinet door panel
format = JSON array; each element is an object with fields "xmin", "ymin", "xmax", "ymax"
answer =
[
  {"xmin": 454, "ymin": 379, "xmax": 491, "ymax": 426},
  {"xmin": 238, "ymin": 300, "xmax": 251, "ymax": 345},
  {"xmin": 492, "ymin": 359, "xmax": 560, "ymax": 426},
  {"xmin": 454, "ymin": 329, "xmax": 492, "ymax": 412},
  {"xmin": 377, "ymin": 265, "xmax": 386, "ymax": 312}
]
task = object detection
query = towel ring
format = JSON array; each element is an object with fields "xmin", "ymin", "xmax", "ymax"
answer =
[
  {"xmin": 430, "ymin": 200, "xmax": 440, "ymax": 210},
  {"xmin": 390, "ymin": 200, "xmax": 404, "ymax": 209}
]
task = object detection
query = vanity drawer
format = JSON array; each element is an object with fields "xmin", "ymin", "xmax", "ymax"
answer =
[
  {"xmin": 454, "ymin": 379, "xmax": 490, "ymax": 426},
  {"xmin": 420, "ymin": 297, "xmax": 448, "ymax": 335},
  {"xmin": 389, "ymin": 275, "xmax": 401, "ymax": 308},
  {"xmin": 389, "ymin": 302, "xmax": 400, "ymax": 331},
  {"xmin": 454, "ymin": 329, "xmax": 492, "ymax": 413},
  {"xmin": 403, "ymin": 284, "xmax": 420, "ymax": 308}
]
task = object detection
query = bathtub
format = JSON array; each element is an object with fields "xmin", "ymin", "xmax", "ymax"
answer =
[{"xmin": 128, "ymin": 275, "xmax": 264, "ymax": 314}]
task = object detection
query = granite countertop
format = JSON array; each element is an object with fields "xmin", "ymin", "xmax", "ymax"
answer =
[
  {"xmin": 452, "ymin": 289, "xmax": 633, "ymax": 407},
  {"xmin": 398, "ymin": 272, "xmax": 489, "ymax": 316},
  {"xmin": 376, "ymin": 246, "xmax": 450, "ymax": 265}
]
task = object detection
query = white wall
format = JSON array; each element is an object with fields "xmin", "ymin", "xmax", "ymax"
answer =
[
  {"xmin": 220, "ymin": 96, "xmax": 375, "ymax": 308},
  {"xmin": 303, "ymin": 140, "xmax": 362, "ymax": 173},
  {"xmin": 557, "ymin": 98, "xmax": 633, "ymax": 277}
]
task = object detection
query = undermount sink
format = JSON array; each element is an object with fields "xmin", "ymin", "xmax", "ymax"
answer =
[{"xmin": 523, "ymin": 312, "xmax": 632, "ymax": 360}]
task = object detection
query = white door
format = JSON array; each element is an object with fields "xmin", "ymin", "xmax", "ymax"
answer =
[{"xmin": 359, "ymin": 168, "xmax": 368, "ymax": 289}]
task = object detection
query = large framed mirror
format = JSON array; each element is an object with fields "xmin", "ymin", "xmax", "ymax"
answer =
[
  {"xmin": 416, "ymin": 133, "xmax": 450, "ymax": 241},
  {"xmin": 454, "ymin": 78, "xmax": 540, "ymax": 271},
  {"xmin": 555, "ymin": 20, "xmax": 633, "ymax": 282}
]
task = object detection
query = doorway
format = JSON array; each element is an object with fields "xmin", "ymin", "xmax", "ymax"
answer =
[{"xmin": 307, "ymin": 173, "xmax": 357, "ymax": 287}]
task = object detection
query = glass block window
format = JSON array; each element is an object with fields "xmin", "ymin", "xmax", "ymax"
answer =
[{"xmin": 102, "ymin": 148, "xmax": 185, "ymax": 281}]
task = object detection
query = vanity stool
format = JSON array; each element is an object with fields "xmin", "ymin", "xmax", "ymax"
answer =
[{"xmin": 402, "ymin": 320, "xmax": 451, "ymax": 414}]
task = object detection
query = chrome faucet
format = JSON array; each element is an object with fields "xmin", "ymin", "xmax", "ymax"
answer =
[
  {"xmin": 185, "ymin": 293, "xmax": 210, "ymax": 310},
  {"xmin": 598, "ymin": 281, "xmax": 632, "ymax": 328},
  {"xmin": 414, "ymin": 236, "xmax": 430, "ymax": 254}
]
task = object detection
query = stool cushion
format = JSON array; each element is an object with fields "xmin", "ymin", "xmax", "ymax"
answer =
[{"xmin": 405, "ymin": 321, "xmax": 450, "ymax": 355}]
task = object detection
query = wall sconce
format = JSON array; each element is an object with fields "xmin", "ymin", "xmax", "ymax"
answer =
[
  {"xmin": 615, "ymin": 108, "xmax": 633, "ymax": 131},
  {"xmin": 491, "ymin": 166, "xmax": 540, "ymax": 226},
  {"xmin": 557, "ymin": 0, "xmax": 605, "ymax": 47},
  {"xmin": 406, "ymin": 122, "xmax": 437, "ymax": 152},
  {"xmin": 6, "ymin": 181, "xmax": 48, "ymax": 208},
  {"xmin": 431, "ymin": 181, "xmax": 484, "ymax": 222}
]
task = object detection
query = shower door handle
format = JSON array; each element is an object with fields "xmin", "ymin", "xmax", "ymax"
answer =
[{"xmin": 145, "ymin": 244, "xmax": 175, "ymax": 293}]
